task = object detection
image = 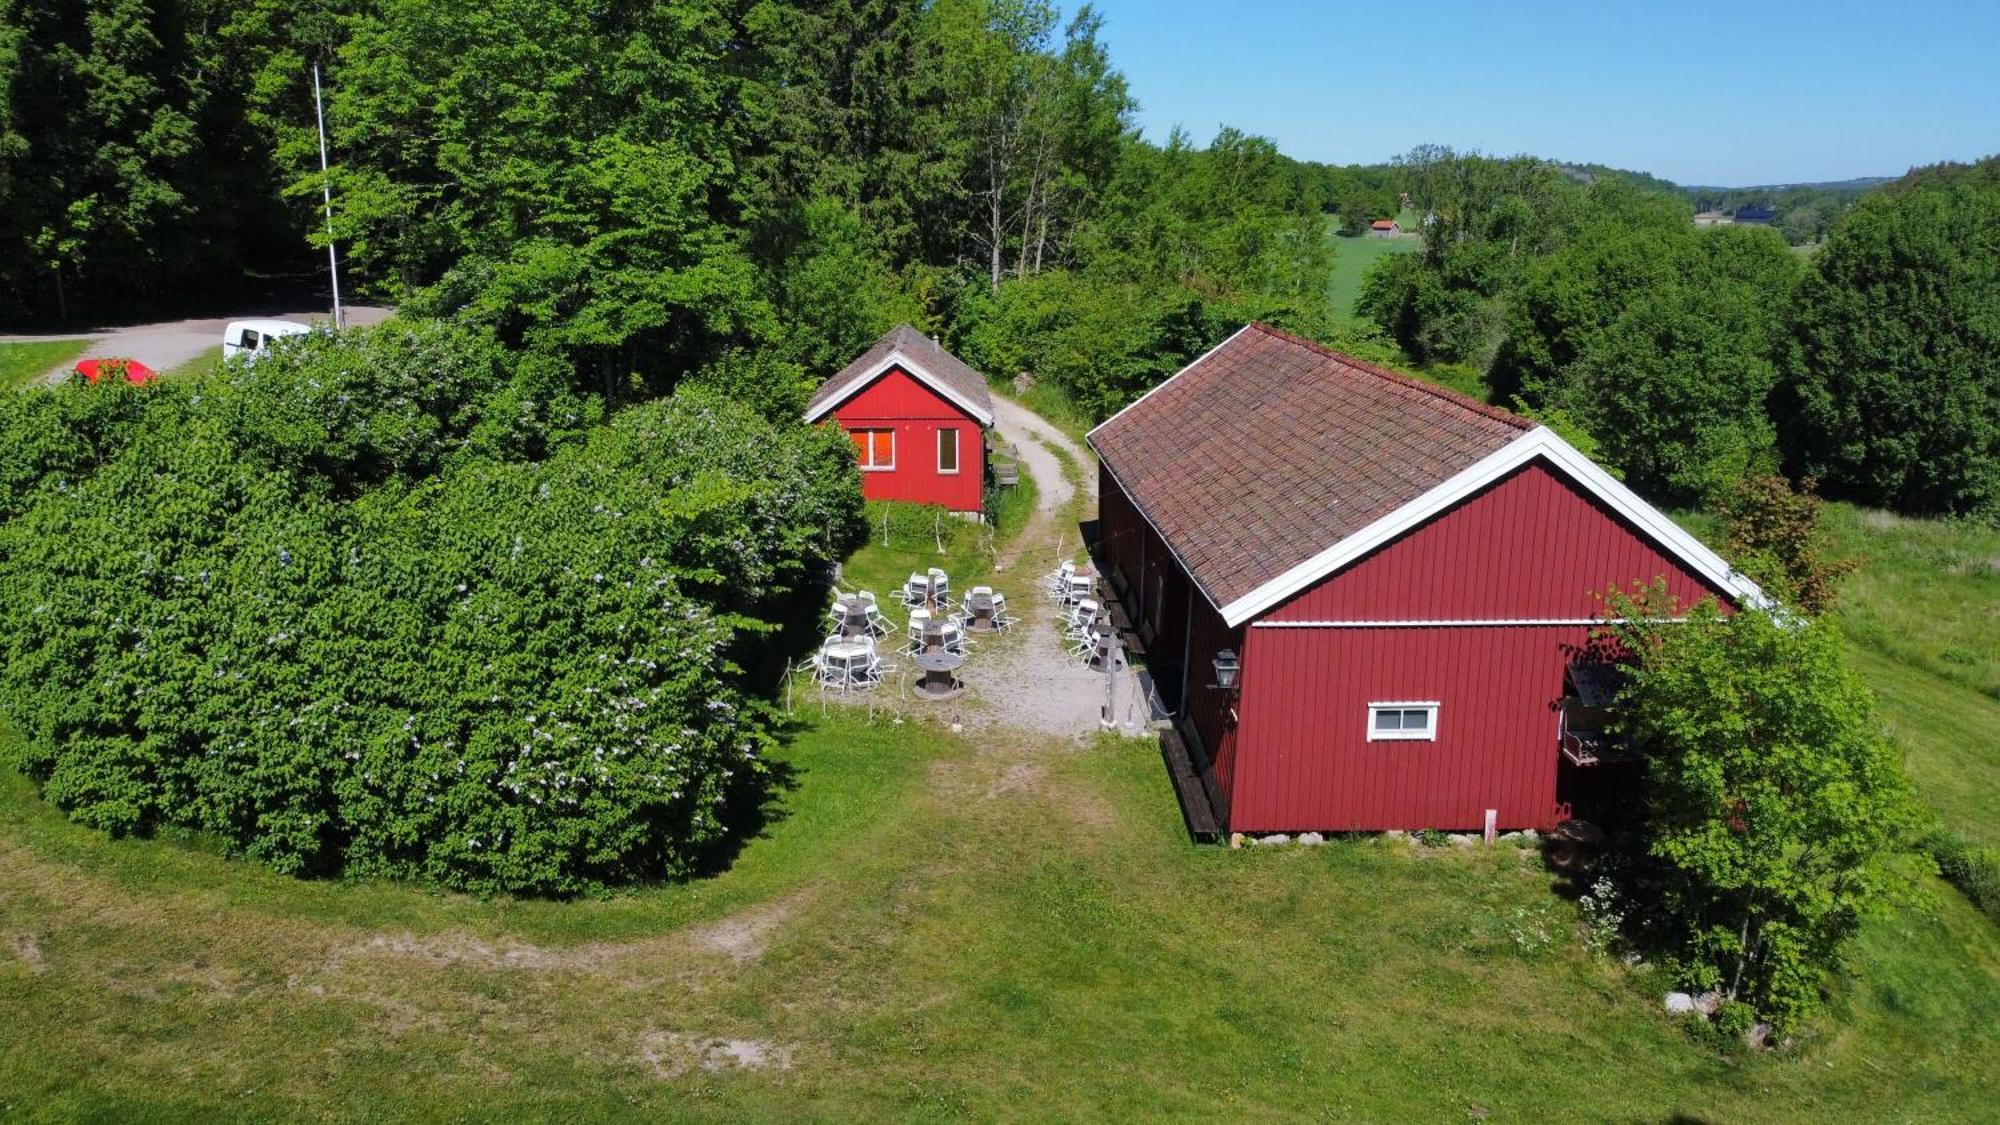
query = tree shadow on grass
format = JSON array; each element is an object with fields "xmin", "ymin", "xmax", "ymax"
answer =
[{"xmin": 687, "ymin": 723, "xmax": 806, "ymax": 883}]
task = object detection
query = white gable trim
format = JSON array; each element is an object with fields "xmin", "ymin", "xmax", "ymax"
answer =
[
  {"xmin": 1214, "ymin": 426, "xmax": 1770, "ymax": 627},
  {"xmin": 804, "ymin": 349, "xmax": 994, "ymax": 428},
  {"xmin": 1085, "ymin": 323, "xmax": 1257, "ymax": 441}
]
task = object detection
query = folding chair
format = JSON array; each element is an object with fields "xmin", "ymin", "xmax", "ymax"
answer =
[
  {"xmin": 1045, "ymin": 559, "xmax": 1076, "ymax": 599},
  {"xmin": 859, "ymin": 591, "xmax": 892, "ymax": 637}
]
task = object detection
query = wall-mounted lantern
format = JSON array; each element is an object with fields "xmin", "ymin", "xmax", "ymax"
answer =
[{"xmin": 1211, "ymin": 648, "xmax": 1241, "ymax": 692}]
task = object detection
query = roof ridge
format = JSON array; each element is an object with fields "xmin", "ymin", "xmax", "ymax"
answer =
[{"xmin": 1246, "ymin": 322, "xmax": 1534, "ymax": 431}]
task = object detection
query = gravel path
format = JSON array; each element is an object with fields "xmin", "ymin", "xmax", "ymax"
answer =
[
  {"xmin": 955, "ymin": 395, "xmax": 1158, "ymax": 740},
  {"xmin": 1, "ymin": 305, "xmax": 393, "ymax": 385}
]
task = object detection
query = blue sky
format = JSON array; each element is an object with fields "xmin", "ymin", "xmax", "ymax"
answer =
[{"xmin": 1075, "ymin": 0, "xmax": 2000, "ymax": 185}]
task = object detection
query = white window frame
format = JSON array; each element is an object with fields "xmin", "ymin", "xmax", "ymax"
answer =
[
  {"xmin": 937, "ymin": 427, "xmax": 961, "ymax": 475},
  {"xmin": 1367, "ymin": 701, "xmax": 1440, "ymax": 742},
  {"xmin": 855, "ymin": 428, "xmax": 896, "ymax": 472}
]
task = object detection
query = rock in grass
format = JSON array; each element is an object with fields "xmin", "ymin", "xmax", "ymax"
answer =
[
  {"xmin": 1297, "ymin": 832, "xmax": 1325, "ymax": 845},
  {"xmin": 1253, "ymin": 834, "xmax": 1292, "ymax": 846},
  {"xmin": 1664, "ymin": 992, "xmax": 1698, "ymax": 1014}
]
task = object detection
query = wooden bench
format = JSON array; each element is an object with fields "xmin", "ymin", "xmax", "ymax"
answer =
[{"xmin": 1159, "ymin": 727, "xmax": 1221, "ymax": 843}]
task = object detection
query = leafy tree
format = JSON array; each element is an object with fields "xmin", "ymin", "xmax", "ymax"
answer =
[
  {"xmin": 1778, "ymin": 160, "xmax": 2000, "ymax": 518},
  {"xmin": 318, "ymin": 0, "xmax": 765, "ymax": 393},
  {"xmin": 1497, "ymin": 222, "xmax": 1802, "ymax": 503},
  {"xmin": 0, "ymin": 0, "xmax": 294, "ymax": 321},
  {"xmin": 1717, "ymin": 475, "xmax": 1855, "ymax": 615},
  {"xmin": 1605, "ymin": 585, "xmax": 1912, "ymax": 1031},
  {"xmin": 767, "ymin": 197, "xmax": 930, "ymax": 375}
]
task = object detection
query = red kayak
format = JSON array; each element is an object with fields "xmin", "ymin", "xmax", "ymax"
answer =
[{"xmin": 73, "ymin": 357, "xmax": 159, "ymax": 386}]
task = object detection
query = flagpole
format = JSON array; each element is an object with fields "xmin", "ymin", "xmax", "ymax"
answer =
[{"xmin": 312, "ymin": 62, "xmax": 343, "ymax": 328}]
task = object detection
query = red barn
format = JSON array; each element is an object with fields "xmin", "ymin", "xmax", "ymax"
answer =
[
  {"xmin": 807, "ymin": 325, "xmax": 994, "ymax": 514},
  {"xmin": 1088, "ymin": 324, "xmax": 1766, "ymax": 837}
]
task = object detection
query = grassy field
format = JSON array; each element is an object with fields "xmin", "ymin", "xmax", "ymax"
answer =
[
  {"xmin": 1680, "ymin": 503, "xmax": 2000, "ymax": 847},
  {"xmin": 0, "ymin": 339, "xmax": 86, "ymax": 391},
  {"xmin": 1327, "ymin": 231, "xmax": 1419, "ymax": 329},
  {"xmin": 4, "ymin": 711, "xmax": 1995, "ymax": 1119},
  {"xmin": 1, "ymin": 407, "xmax": 1996, "ymax": 1116}
]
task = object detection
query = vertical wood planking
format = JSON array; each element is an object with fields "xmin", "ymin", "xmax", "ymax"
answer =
[{"xmin": 830, "ymin": 367, "xmax": 985, "ymax": 512}]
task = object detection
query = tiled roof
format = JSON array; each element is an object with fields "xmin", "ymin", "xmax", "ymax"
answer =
[
  {"xmin": 1087, "ymin": 323, "xmax": 1534, "ymax": 610},
  {"xmin": 807, "ymin": 325, "xmax": 994, "ymax": 423}
]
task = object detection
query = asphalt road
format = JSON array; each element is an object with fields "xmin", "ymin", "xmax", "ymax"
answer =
[{"xmin": 0, "ymin": 305, "xmax": 394, "ymax": 385}]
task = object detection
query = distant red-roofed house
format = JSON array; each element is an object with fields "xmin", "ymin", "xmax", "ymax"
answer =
[
  {"xmin": 1087, "ymin": 324, "xmax": 1766, "ymax": 838},
  {"xmin": 1368, "ymin": 218, "xmax": 1401, "ymax": 237},
  {"xmin": 807, "ymin": 325, "xmax": 994, "ymax": 514}
]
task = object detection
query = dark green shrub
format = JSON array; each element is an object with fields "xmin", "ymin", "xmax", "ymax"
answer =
[
  {"xmin": 1923, "ymin": 830, "xmax": 2000, "ymax": 922},
  {"xmin": 0, "ymin": 323, "xmax": 863, "ymax": 895}
]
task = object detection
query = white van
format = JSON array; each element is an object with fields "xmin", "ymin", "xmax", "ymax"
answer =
[{"xmin": 222, "ymin": 319, "xmax": 311, "ymax": 362}]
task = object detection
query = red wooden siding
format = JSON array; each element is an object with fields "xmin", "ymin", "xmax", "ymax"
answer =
[
  {"xmin": 1263, "ymin": 461, "xmax": 1728, "ymax": 623},
  {"xmin": 830, "ymin": 367, "xmax": 985, "ymax": 512},
  {"xmin": 1232, "ymin": 624, "xmax": 1587, "ymax": 831}
]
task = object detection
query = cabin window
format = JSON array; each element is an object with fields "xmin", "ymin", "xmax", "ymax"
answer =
[
  {"xmin": 1367, "ymin": 702, "xmax": 1439, "ymax": 741},
  {"xmin": 851, "ymin": 428, "xmax": 895, "ymax": 471},
  {"xmin": 937, "ymin": 428, "xmax": 960, "ymax": 474}
]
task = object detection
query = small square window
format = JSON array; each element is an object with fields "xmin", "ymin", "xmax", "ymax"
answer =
[{"xmin": 1368, "ymin": 702, "xmax": 1439, "ymax": 741}]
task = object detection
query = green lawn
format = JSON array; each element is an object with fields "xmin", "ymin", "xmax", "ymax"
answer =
[
  {"xmin": 1328, "ymin": 230, "xmax": 1419, "ymax": 329},
  {"xmin": 0, "ymin": 339, "xmax": 87, "ymax": 391},
  {"xmin": 1818, "ymin": 505, "xmax": 2000, "ymax": 702},
  {"xmin": 4, "ymin": 713, "xmax": 1995, "ymax": 1119}
]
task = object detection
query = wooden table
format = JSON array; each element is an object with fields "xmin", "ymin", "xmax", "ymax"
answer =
[
  {"xmin": 831, "ymin": 595, "xmax": 872, "ymax": 637},
  {"xmin": 910, "ymin": 647, "xmax": 965, "ymax": 700},
  {"xmin": 964, "ymin": 591, "xmax": 998, "ymax": 631}
]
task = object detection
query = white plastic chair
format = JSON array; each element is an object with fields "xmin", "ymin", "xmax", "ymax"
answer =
[
  {"xmin": 859, "ymin": 591, "xmax": 892, "ymax": 636},
  {"xmin": 990, "ymin": 593, "xmax": 1013, "ymax": 630},
  {"xmin": 1064, "ymin": 573, "xmax": 1095, "ymax": 606},
  {"xmin": 1045, "ymin": 559, "xmax": 1076, "ymax": 598},
  {"xmin": 905, "ymin": 608, "xmax": 932, "ymax": 655},
  {"xmin": 937, "ymin": 619, "xmax": 967, "ymax": 656},
  {"xmin": 1065, "ymin": 598, "xmax": 1100, "ymax": 640}
]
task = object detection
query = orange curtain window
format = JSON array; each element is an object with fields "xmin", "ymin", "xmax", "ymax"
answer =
[{"xmin": 852, "ymin": 428, "xmax": 894, "ymax": 469}]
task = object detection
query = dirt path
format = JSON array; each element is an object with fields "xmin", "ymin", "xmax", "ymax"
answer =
[
  {"xmin": 958, "ymin": 395, "xmax": 1156, "ymax": 740},
  {"xmin": 0, "ymin": 305, "xmax": 393, "ymax": 384}
]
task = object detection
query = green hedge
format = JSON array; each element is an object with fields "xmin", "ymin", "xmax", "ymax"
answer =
[{"xmin": 0, "ymin": 321, "xmax": 864, "ymax": 895}]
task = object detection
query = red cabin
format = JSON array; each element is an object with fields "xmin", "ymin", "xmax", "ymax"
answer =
[
  {"xmin": 1088, "ymin": 324, "xmax": 1766, "ymax": 837},
  {"xmin": 807, "ymin": 326, "xmax": 994, "ymax": 514}
]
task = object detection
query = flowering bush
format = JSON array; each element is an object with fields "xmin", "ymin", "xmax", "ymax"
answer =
[{"xmin": 0, "ymin": 322, "xmax": 864, "ymax": 895}]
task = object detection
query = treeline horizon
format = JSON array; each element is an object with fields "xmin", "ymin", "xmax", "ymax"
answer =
[{"xmin": 2, "ymin": 1, "xmax": 1995, "ymax": 521}]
